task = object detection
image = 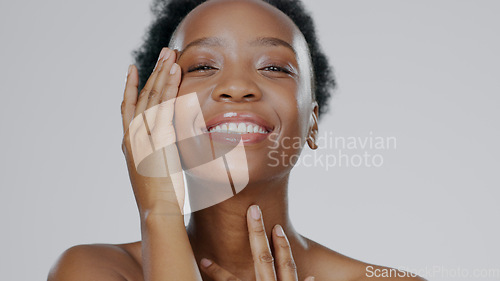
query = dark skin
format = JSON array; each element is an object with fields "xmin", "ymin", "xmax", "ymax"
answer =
[{"xmin": 48, "ymin": 1, "xmax": 426, "ymax": 280}]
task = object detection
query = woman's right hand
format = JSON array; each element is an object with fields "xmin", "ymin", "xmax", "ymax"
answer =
[
  {"xmin": 121, "ymin": 47, "xmax": 203, "ymax": 281},
  {"xmin": 121, "ymin": 47, "xmax": 185, "ymax": 217}
]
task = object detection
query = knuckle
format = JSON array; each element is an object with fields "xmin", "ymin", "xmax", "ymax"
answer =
[
  {"xmin": 148, "ymin": 88, "xmax": 160, "ymax": 99},
  {"xmin": 139, "ymin": 89, "xmax": 150, "ymax": 99},
  {"xmin": 258, "ymin": 252, "xmax": 274, "ymax": 264},
  {"xmin": 252, "ymin": 225, "xmax": 266, "ymax": 236},
  {"xmin": 120, "ymin": 100, "xmax": 127, "ymax": 114},
  {"xmin": 209, "ymin": 265, "xmax": 221, "ymax": 275},
  {"xmin": 122, "ymin": 136, "xmax": 131, "ymax": 150},
  {"xmin": 281, "ymin": 259, "xmax": 297, "ymax": 270},
  {"xmin": 279, "ymin": 241, "xmax": 291, "ymax": 249}
]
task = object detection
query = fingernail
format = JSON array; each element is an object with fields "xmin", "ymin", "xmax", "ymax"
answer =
[
  {"xmin": 275, "ymin": 224, "xmax": 285, "ymax": 237},
  {"xmin": 127, "ymin": 65, "xmax": 133, "ymax": 76},
  {"xmin": 170, "ymin": 63, "xmax": 178, "ymax": 75},
  {"xmin": 306, "ymin": 277, "xmax": 315, "ymax": 281},
  {"xmin": 201, "ymin": 258, "xmax": 213, "ymax": 267},
  {"xmin": 251, "ymin": 205, "xmax": 261, "ymax": 220}
]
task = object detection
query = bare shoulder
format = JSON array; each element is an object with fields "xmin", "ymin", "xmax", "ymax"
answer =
[
  {"xmin": 304, "ymin": 238, "xmax": 427, "ymax": 281},
  {"xmin": 48, "ymin": 242, "xmax": 143, "ymax": 281}
]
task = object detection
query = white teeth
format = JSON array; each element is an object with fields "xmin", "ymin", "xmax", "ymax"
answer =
[
  {"xmin": 237, "ymin": 123, "xmax": 246, "ymax": 133},
  {"xmin": 228, "ymin": 123, "xmax": 237, "ymax": 132},
  {"xmin": 208, "ymin": 122, "xmax": 269, "ymax": 134}
]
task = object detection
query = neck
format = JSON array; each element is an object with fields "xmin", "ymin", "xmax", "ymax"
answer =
[{"xmin": 185, "ymin": 174, "xmax": 307, "ymax": 277}]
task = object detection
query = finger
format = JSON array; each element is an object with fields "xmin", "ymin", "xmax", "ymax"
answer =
[
  {"xmin": 200, "ymin": 258, "xmax": 242, "ymax": 281},
  {"xmin": 303, "ymin": 277, "xmax": 315, "ymax": 281},
  {"xmin": 148, "ymin": 62, "xmax": 181, "ymax": 153},
  {"xmin": 247, "ymin": 205, "xmax": 277, "ymax": 281},
  {"xmin": 272, "ymin": 224, "xmax": 298, "ymax": 281},
  {"xmin": 134, "ymin": 48, "xmax": 168, "ymax": 117},
  {"xmin": 153, "ymin": 63, "xmax": 181, "ymax": 134},
  {"xmin": 143, "ymin": 55, "xmax": 180, "ymax": 149},
  {"xmin": 160, "ymin": 63, "xmax": 182, "ymax": 103},
  {"xmin": 151, "ymin": 64, "xmax": 183, "ymax": 212},
  {"xmin": 122, "ymin": 64, "xmax": 138, "ymax": 133},
  {"xmin": 146, "ymin": 48, "xmax": 176, "ymax": 110}
]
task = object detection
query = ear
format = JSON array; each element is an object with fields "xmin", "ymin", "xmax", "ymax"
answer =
[{"xmin": 307, "ymin": 102, "xmax": 319, "ymax": 150}]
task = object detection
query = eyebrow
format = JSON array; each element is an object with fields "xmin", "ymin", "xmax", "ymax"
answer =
[
  {"xmin": 177, "ymin": 37, "xmax": 225, "ymax": 59},
  {"xmin": 249, "ymin": 37, "xmax": 296, "ymax": 55},
  {"xmin": 177, "ymin": 36, "xmax": 296, "ymax": 59}
]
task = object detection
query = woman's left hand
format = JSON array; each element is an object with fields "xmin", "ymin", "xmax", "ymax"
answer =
[{"xmin": 199, "ymin": 205, "xmax": 315, "ymax": 281}]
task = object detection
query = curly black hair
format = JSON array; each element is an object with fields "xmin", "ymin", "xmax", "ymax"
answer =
[{"xmin": 133, "ymin": 0, "xmax": 336, "ymax": 118}]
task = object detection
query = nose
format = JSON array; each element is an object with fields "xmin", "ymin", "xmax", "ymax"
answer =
[{"xmin": 211, "ymin": 69, "xmax": 262, "ymax": 102}]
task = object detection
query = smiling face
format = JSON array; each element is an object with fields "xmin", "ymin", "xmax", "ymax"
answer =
[{"xmin": 169, "ymin": 0, "xmax": 318, "ymax": 186}]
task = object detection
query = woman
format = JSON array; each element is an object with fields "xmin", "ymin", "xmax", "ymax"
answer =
[{"xmin": 49, "ymin": 0, "xmax": 424, "ymax": 280}]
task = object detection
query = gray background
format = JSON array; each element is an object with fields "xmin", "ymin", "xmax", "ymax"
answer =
[{"xmin": 1, "ymin": 0, "xmax": 499, "ymax": 280}]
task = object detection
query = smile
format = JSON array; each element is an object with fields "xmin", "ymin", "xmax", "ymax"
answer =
[
  {"xmin": 208, "ymin": 122, "xmax": 270, "ymax": 134},
  {"xmin": 202, "ymin": 112, "xmax": 275, "ymax": 144}
]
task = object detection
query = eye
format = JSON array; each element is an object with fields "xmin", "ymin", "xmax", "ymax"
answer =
[
  {"xmin": 260, "ymin": 65, "xmax": 293, "ymax": 75},
  {"xmin": 187, "ymin": 64, "xmax": 217, "ymax": 72}
]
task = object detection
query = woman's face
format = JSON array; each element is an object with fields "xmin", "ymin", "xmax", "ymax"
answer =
[{"xmin": 170, "ymin": 0, "xmax": 318, "ymax": 186}]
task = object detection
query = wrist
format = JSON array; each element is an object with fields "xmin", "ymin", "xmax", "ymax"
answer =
[{"xmin": 141, "ymin": 204, "xmax": 184, "ymax": 226}]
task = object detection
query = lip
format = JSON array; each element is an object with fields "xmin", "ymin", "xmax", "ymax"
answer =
[{"xmin": 202, "ymin": 112, "xmax": 275, "ymax": 145}]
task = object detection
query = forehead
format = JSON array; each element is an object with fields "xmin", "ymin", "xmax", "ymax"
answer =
[{"xmin": 171, "ymin": 0, "xmax": 301, "ymax": 49}]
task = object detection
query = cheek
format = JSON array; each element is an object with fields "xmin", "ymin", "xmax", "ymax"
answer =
[
  {"xmin": 176, "ymin": 76, "xmax": 215, "ymax": 131},
  {"xmin": 172, "ymin": 91, "xmax": 211, "ymax": 172},
  {"xmin": 258, "ymin": 83, "xmax": 310, "ymax": 175},
  {"xmin": 177, "ymin": 76, "xmax": 217, "ymax": 120},
  {"xmin": 177, "ymin": 74, "xmax": 215, "ymax": 97},
  {"xmin": 266, "ymin": 81, "xmax": 309, "ymax": 138}
]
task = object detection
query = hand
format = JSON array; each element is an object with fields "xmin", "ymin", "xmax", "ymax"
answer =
[
  {"xmin": 121, "ymin": 47, "xmax": 184, "ymax": 217},
  {"xmin": 121, "ymin": 47, "xmax": 203, "ymax": 281},
  {"xmin": 199, "ymin": 205, "xmax": 315, "ymax": 281}
]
